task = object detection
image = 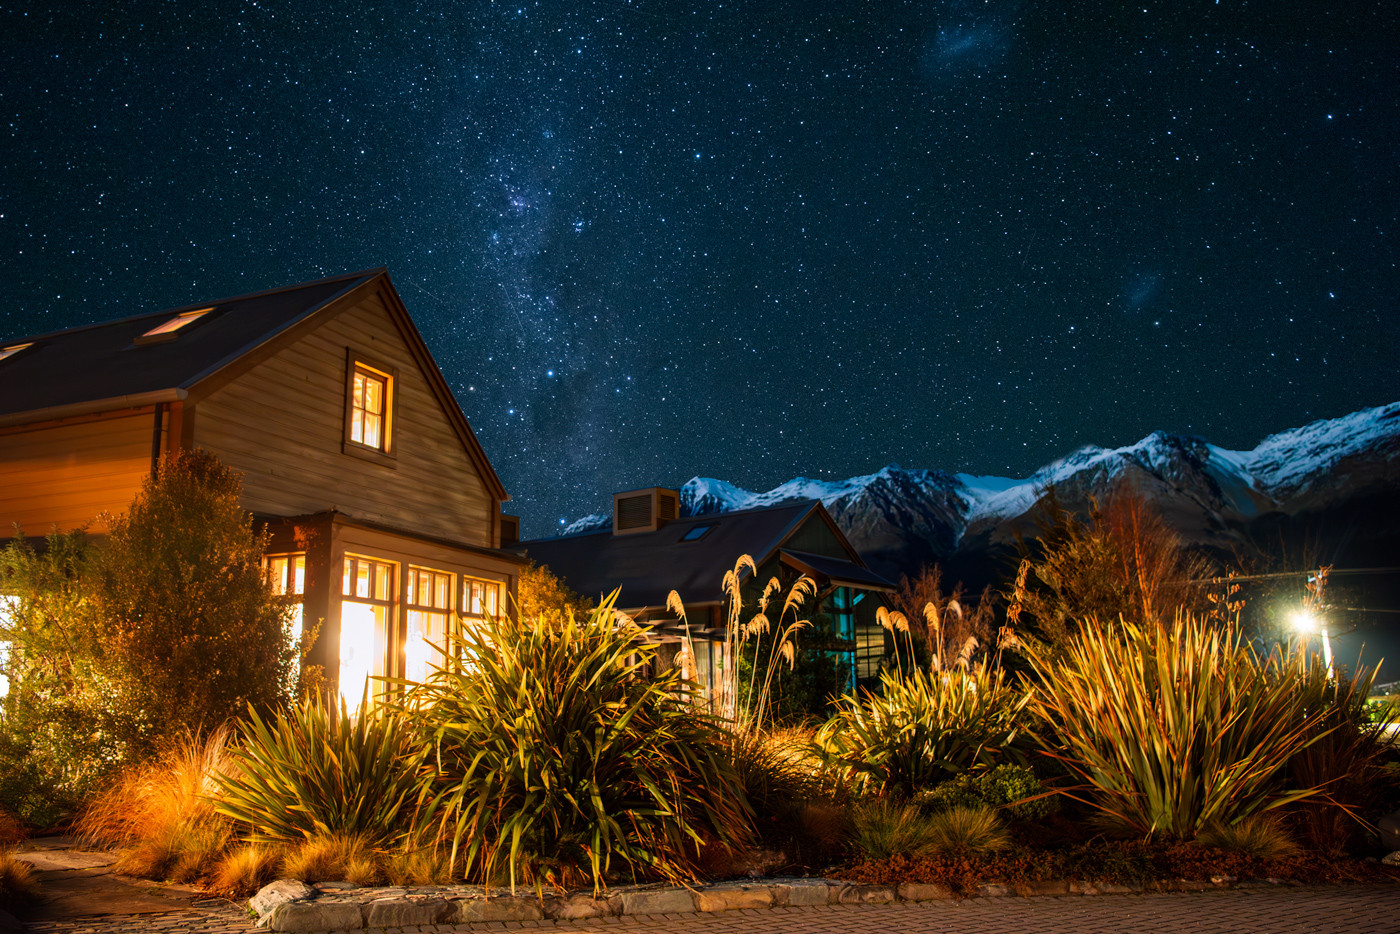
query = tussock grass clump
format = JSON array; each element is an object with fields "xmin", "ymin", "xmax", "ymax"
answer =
[
  {"xmin": 384, "ymin": 847, "xmax": 453, "ymax": 886},
  {"xmin": 281, "ymin": 833, "xmax": 382, "ymax": 885},
  {"xmin": 0, "ymin": 850, "xmax": 39, "ymax": 913},
  {"xmin": 850, "ymin": 800, "xmax": 936, "ymax": 860},
  {"xmin": 78, "ymin": 727, "xmax": 232, "ymax": 849},
  {"xmin": 210, "ymin": 845, "xmax": 284, "ymax": 896},
  {"xmin": 1198, "ymin": 814, "xmax": 1300, "ymax": 860},
  {"xmin": 921, "ymin": 806, "xmax": 1012, "ymax": 854},
  {"xmin": 79, "ymin": 728, "xmax": 234, "ymax": 884}
]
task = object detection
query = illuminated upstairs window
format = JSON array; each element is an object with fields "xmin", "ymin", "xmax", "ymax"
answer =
[{"xmin": 135, "ymin": 308, "xmax": 211, "ymax": 344}]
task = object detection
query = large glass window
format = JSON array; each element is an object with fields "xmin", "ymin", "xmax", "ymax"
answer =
[
  {"xmin": 340, "ymin": 555, "xmax": 395, "ymax": 714},
  {"xmin": 461, "ymin": 576, "xmax": 501, "ymax": 621},
  {"xmin": 264, "ymin": 553, "xmax": 306, "ymax": 652},
  {"xmin": 349, "ymin": 364, "xmax": 391, "ymax": 451},
  {"xmin": 405, "ymin": 566, "xmax": 453, "ymax": 684}
]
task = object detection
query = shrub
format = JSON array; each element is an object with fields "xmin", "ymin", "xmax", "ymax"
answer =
[
  {"xmin": 814, "ymin": 665, "xmax": 1030, "ymax": 796},
  {"xmin": 1026, "ymin": 611, "xmax": 1334, "ymax": 839},
  {"xmin": 1285, "ymin": 662, "xmax": 1398, "ymax": 855},
  {"xmin": 0, "ymin": 850, "xmax": 39, "ymax": 914},
  {"xmin": 213, "ymin": 696, "xmax": 424, "ymax": 846},
  {"xmin": 405, "ymin": 595, "xmax": 753, "ymax": 893},
  {"xmin": 915, "ymin": 764, "xmax": 1056, "ymax": 822}
]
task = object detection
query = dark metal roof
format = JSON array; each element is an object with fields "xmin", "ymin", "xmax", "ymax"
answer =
[
  {"xmin": 0, "ymin": 270, "xmax": 376, "ymax": 418},
  {"xmin": 779, "ymin": 549, "xmax": 897, "ymax": 593},
  {"xmin": 514, "ymin": 501, "xmax": 893, "ymax": 609}
]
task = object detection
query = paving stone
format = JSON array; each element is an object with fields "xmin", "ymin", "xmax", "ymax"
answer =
[
  {"xmin": 546, "ymin": 895, "xmax": 615, "ymax": 920},
  {"xmin": 448, "ymin": 897, "xmax": 546, "ymax": 923},
  {"xmin": 265, "ymin": 901, "xmax": 364, "ymax": 932},
  {"xmin": 834, "ymin": 884, "xmax": 894, "ymax": 905},
  {"xmin": 362, "ymin": 899, "xmax": 450, "ymax": 928},
  {"xmin": 614, "ymin": 889, "xmax": 696, "ymax": 915},
  {"xmin": 692, "ymin": 884, "xmax": 773, "ymax": 912},
  {"xmin": 251, "ymin": 881, "xmax": 317, "ymax": 919},
  {"xmin": 774, "ymin": 882, "xmax": 831, "ymax": 906},
  {"xmin": 895, "ymin": 883, "xmax": 953, "ymax": 901}
]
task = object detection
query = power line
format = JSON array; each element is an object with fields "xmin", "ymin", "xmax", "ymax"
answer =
[{"xmin": 1190, "ymin": 566, "xmax": 1400, "ymax": 585}]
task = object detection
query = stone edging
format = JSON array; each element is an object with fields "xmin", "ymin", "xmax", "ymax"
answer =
[{"xmin": 250, "ymin": 874, "xmax": 1266, "ymax": 932}]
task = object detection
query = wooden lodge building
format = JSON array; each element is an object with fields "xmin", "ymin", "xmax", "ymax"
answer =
[
  {"xmin": 514, "ymin": 488, "xmax": 897, "ymax": 698},
  {"xmin": 0, "ymin": 269, "xmax": 524, "ymax": 708}
]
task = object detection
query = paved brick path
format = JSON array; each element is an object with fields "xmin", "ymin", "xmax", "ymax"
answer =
[{"xmin": 23, "ymin": 886, "xmax": 1400, "ymax": 934}]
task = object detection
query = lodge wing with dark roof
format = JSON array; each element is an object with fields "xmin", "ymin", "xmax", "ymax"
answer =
[{"xmin": 515, "ymin": 499, "xmax": 895, "ymax": 613}]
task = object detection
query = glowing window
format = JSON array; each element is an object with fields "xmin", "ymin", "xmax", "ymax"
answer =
[
  {"xmin": 406, "ymin": 567, "xmax": 453, "ymax": 684},
  {"xmin": 265, "ymin": 554, "xmax": 307, "ymax": 684},
  {"xmin": 136, "ymin": 308, "xmax": 211, "ymax": 343},
  {"xmin": 340, "ymin": 555, "xmax": 396, "ymax": 713},
  {"xmin": 0, "ymin": 343, "xmax": 32, "ymax": 363},
  {"xmin": 462, "ymin": 577, "xmax": 501, "ymax": 620},
  {"xmin": 349, "ymin": 363, "xmax": 391, "ymax": 452}
]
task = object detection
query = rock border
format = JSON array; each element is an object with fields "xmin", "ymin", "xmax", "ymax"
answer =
[{"xmin": 250, "ymin": 874, "xmax": 1268, "ymax": 932}]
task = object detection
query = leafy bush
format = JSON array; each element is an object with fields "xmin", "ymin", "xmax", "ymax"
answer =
[
  {"xmin": 814, "ymin": 665, "xmax": 1030, "ymax": 796},
  {"xmin": 1026, "ymin": 612, "xmax": 1335, "ymax": 839},
  {"xmin": 213, "ymin": 697, "xmax": 424, "ymax": 845},
  {"xmin": 90, "ymin": 449, "xmax": 297, "ymax": 755},
  {"xmin": 915, "ymin": 764, "xmax": 1056, "ymax": 822},
  {"xmin": 404, "ymin": 595, "xmax": 753, "ymax": 892}
]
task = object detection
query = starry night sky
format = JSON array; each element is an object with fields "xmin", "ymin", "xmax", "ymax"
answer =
[{"xmin": 3, "ymin": 2, "xmax": 1397, "ymax": 536}]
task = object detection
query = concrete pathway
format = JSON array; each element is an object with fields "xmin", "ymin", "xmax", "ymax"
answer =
[{"xmin": 13, "ymin": 838, "xmax": 1400, "ymax": 934}]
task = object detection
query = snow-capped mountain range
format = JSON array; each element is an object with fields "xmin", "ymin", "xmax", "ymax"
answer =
[{"xmin": 559, "ymin": 401, "xmax": 1400, "ymax": 579}]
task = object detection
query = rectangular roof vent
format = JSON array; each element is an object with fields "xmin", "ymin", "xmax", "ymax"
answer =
[{"xmin": 613, "ymin": 487, "xmax": 680, "ymax": 536}]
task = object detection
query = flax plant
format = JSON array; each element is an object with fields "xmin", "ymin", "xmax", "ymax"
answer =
[
  {"xmin": 212, "ymin": 695, "xmax": 424, "ymax": 845},
  {"xmin": 401, "ymin": 594, "xmax": 751, "ymax": 894},
  {"xmin": 1026, "ymin": 611, "xmax": 1336, "ymax": 839},
  {"xmin": 815, "ymin": 664, "xmax": 1030, "ymax": 796}
]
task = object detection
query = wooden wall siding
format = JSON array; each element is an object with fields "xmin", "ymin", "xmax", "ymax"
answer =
[
  {"xmin": 191, "ymin": 291, "xmax": 497, "ymax": 546},
  {"xmin": 0, "ymin": 412, "xmax": 153, "ymax": 533},
  {"xmin": 783, "ymin": 515, "xmax": 849, "ymax": 559}
]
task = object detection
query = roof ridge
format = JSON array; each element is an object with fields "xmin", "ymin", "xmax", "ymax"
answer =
[{"xmin": 1, "ymin": 269, "xmax": 383, "ymax": 345}]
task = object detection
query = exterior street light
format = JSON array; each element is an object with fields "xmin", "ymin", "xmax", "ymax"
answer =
[{"xmin": 1291, "ymin": 608, "xmax": 1333, "ymax": 679}]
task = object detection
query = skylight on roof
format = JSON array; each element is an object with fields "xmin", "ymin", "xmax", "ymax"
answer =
[
  {"xmin": 680, "ymin": 524, "xmax": 714, "ymax": 542},
  {"xmin": 0, "ymin": 343, "xmax": 32, "ymax": 363},
  {"xmin": 136, "ymin": 308, "xmax": 211, "ymax": 343}
]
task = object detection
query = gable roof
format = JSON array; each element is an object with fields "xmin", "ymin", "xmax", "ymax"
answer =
[
  {"xmin": 514, "ymin": 501, "xmax": 894, "ymax": 610},
  {"xmin": 0, "ymin": 269, "xmax": 508, "ymax": 500}
]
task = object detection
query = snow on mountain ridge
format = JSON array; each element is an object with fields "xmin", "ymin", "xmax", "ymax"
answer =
[{"xmin": 549, "ymin": 402, "xmax": 1399, "ymax": 544}]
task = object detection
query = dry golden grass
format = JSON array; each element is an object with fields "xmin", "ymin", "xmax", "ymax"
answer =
[
  {"xmin": 0, "ymin": 850, "xmax": 40, "ymax": 913},
  {"xmin": 0, "ymin": 809, "xmax": 25, "ymax": 847},
  {"xmin": 281, "ymin": 834, "xmax": 383, "ymax": 885},
  {"xmin": 78, "ymin": 727, "xmax": 232, "ymax": 849},
  {"xmin": 384, "ymin": 847, "xmax": 453, "ymax": 886},
  {"xmin": 1198, "ymin": 814, "xmax": 1301, "ymax": 860},
  {"xmin": 210, "ymin": 845, "xmax": 284, "ymax": 896}
]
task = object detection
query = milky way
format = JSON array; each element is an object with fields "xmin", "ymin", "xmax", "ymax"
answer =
[{"xmin": 2, "ymin": 2, "xmax": 1396, "ymax": 535}]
